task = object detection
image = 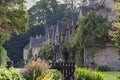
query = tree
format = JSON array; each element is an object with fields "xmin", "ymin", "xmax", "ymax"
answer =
[
  {"xmin": 0, "ymin": 0, "xmax": 28, "ymax": 66},
  {"xmin": 109, "ymin": 0, "xmax": 120, "ymax": 54},
  {"xmin": 70, "ymin": 12, "xmax": 110, "ymax": 49},
  {"xmin": 38, "ymin": 44, "xmax": 53, "ymax": 60},
  {"xmin": 28, "ymin": 0, "xmax": 75, "ymax": 26},
  {"xmin": 28, "ymin": 0, "xmax": 59, "ymax": 26}
]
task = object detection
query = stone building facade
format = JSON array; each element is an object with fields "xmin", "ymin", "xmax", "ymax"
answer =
[{"xmin": 23, "ymin": 0, "xmax": 120, "ymax": 70}]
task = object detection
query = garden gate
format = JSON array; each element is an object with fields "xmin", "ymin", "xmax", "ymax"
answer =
[{"xmin": 50, "ymin": 62, "xmax": 75, "ymax": 80}]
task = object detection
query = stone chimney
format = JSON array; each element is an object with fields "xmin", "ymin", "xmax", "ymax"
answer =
[
  {"xmin": 39, "ymin": 34, "xmax": 41, "ymax": 38},
  {"xmin": 36, "ymin": 34, "xmax": 39, "ymax": 39}
]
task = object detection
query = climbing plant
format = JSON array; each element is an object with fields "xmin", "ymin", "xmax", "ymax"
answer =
[
  {"xmin": 68, "ymin": 12, "xmax": 111, "ymax": 63},
  {"xmin": 109, "ymin": 0, "xmax": 120, "ymax": 55},
  {"xmin": 70, "ymin": 12, "xmax": 110, "ymax": 50}
]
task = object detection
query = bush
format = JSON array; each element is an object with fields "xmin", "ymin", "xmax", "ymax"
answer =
[
  {"xmin": 0, "ymin": 67, "xmax": 25, "ymax": 80},
  {"xmin": 17, "ymin": 59, "xmax": 26, "ymax": 68},
  {"xmin": 75, "ymin": 68, "xmax": 106, "ymax": 80},
  {"xmin": 23, "ymin": 58, "xmax": 50, "ymax": 80},
  {"xmin": 38, "ymin": 44, "xmax": 53, "ymax": 60},
  {"xmin": 37, "ymin": 70, "xmax": 63, "ymax": 80},
  {"xmin": 0, "ymin": 46, "xmax": 7, "ymax": 66},
  {"xmin": 98, "ymin": 65, "xmax": 111, "ymax": 71}
]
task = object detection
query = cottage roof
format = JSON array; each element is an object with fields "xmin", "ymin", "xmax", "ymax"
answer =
[
  {"xmin": 57, "ymin": 21, "xmax": 68, "ymax": 36},
  {"xmin": 24, "ymin": 36, "xmax": 46, "ymax": 49},
  {"xmin": 46, "ymin": 25, "xmax": 56, "ymax": 39},
  {"xmin": 47, "ymin": 28, "xmax": 54, "ymax": 38},
  {"xmin": 79, "ymin": 6, "xmax": 94, "ymax": 16}
]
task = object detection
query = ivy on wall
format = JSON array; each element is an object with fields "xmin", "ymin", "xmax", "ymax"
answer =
[
  {"xmin": 109, "ymin": 1, "xmax": 120, "ymax": 56},
  {"xmin": 70, "ymin": 12, "xmax": 110, "ymax": 51}
]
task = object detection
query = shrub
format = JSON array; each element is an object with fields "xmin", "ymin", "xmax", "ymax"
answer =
[
  {"xmin": 0, "ymin": 67, "xmax": 25, "ymax": 80},
  {"xmin": 0, "ymin": 46, "xmax": 7, "ymax": 66},
  {"xmin": 17, "ymin": 59, "xmax": 26, "ymax": 68},
  {"xmin": 23, "ymin": 58, "xmax": 50, "ymax": 80},
  {"xmin": 75, "ymin": 68, "xmax": 106, "ymax": 80},
  {"xmin": 38, "ymin": 44, "xmax": 53, "ymax": 60},
  {"xmin": 98, "ymin": 65, "xmax": 111, "ymax": 71},
  {"xmin": 37, "ymin": 70, "xmax": 63, "ymax": 80}
]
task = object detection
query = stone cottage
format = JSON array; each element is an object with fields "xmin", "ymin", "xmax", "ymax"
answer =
[
  {"xmin": 23, "ymin": 0, "xmax": 120, "ymax": 70},
  {"xmin": 23, "ymin": 35, "xmax": 46, "ymax": 60}
]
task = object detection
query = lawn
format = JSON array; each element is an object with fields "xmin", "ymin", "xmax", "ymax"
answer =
[{"xmin": 102, "ymin": 71, "xmax": 120, "ymax": 80}]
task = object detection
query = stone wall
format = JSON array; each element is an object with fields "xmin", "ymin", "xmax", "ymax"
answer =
[
  {"xmin": 94, "ymin": 47, "xmax": 120, "ymax": 70},
  {"xmin": 23, "ymin": 49, "xmax": 29, "ymax": 60}
]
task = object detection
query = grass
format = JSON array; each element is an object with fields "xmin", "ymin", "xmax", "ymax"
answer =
[{"xmin": 102, "ymin": 71, "xmax": 120, "ymax": 80}]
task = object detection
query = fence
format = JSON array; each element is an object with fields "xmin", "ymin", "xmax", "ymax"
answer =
[{"xmin": 50, "ymin": 62, "xmax": 75, "ymax": 80}]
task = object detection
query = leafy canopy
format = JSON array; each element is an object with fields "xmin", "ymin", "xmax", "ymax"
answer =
[
  {"xmin": 38, "ymin": 44, "xmax": 53, "ymax": 60},
  {"xmin": 70, "ymin": 12, "xmax": 110, "ymax": 51},
  {"xmin": 109, "ymin": 1, "xmax": 120, "ymax": 53},
  {"xmin": 0, "ymin": 0, "xmax": 28, "ymax": 66},
  {"xmin": 28, "ymin": 0, "xmax": 59, "ymax": 26},
  {"xmin": 0, "ymin": 0, "xmax": 28, "ymax": 44}
]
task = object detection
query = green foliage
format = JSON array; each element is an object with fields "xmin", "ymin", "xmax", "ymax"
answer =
[
  {"xmin": 0, "ymin": 68, "xmax": 25, "ymax": 80},
  {"xmin": 98, "ymin": 65, "xmax": 111, "ymax": 71},
  {"xmin": 50, "ymin": 70, "xmax": 63, "ymax": 80},
  {"xmin": 60, "ymin": 43, "xmax": 70, "ymax": 61},
  {"xmin": 69, "ymin": 12, "xmax": 110, "ymax": 59},
  {"xmin": 23, "ymin": 59, "xmax": 49, "ymax": 80},
  {"xmin": 78, "ymin": 13, "xmax": 110, "ymax": 46},
  {"xmin": 102, "ymin": 71, "xmax": 120, "ymax": 80},
  {"xmin": 0, "ymin": 0, "xmax": 28, "ymax": 67},
  {"xmin": 0, "ymin": 32, "xmax": 10, "ymax": 45},
  {"xmin": 75, "ymin": 68, "xmax": 106, "ymax": 80},
  {"xmin": 28, "ymin": 0, "xmax": 59, "ymax": 26},
  {"xmin": 109, "ymin": 1, "xmax": 120, "ymax": 55},
  {"xmin": 0, "ymin": 46, "xmax": 7, "ymax": 66},
  {"xmin": 75, "ymin": 59, "xmax": 82, "ymax": 67},
  {"xmin": 28, "ymin": 0, "xmax": 75, "ymax": 26},
  {"xmin": 118, "ymin": 76, "xmax": 120, "ymax": 80},
  {"xmin": 17, "ymin": 59, "xmax": 26, "ymax": 68},
  {"xmin": 37, "ymin": 70, "xmax": 63, "ymax": 80},
  {"xmin": 0, "ymin": 0, "xmax": 28, "ymax": 42},
  {"xmin": 39, "ymin": 44, "xmax": 53, "ymax": 60}
]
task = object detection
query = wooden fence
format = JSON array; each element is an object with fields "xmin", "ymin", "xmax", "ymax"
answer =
[{"xmin": 50, "ymin": 62, "xmax": 75, "ymax": 80}]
